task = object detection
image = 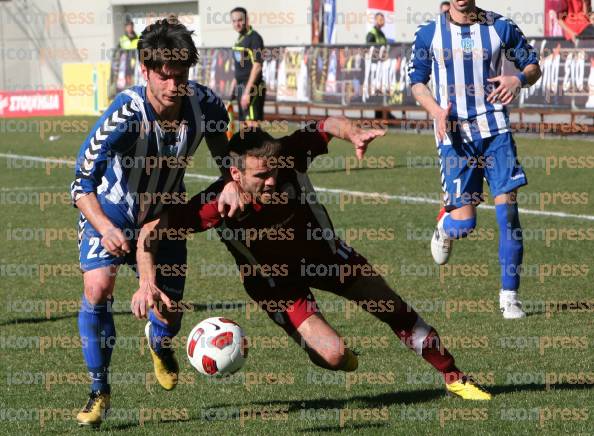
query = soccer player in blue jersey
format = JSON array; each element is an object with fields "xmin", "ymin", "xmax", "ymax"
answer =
[
  {"xmin": 408, "ymin": 1, "xmax": 541, "ymax": 319},
  {"xmin": 70, "ymin": 17, "xmax": 240, "ymax": 427}
]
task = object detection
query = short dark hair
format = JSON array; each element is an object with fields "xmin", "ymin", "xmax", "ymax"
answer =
[
  {"xmin": 375, "ymin": 12, "xmax": 384, "ymax": 18},
  {"xmin": 231, "ymin": 7, "xmax": 248, "ymax": 17},
  {"xmin": 440, "ymin": 1, "xmax": 450, "ymax": 7},
  {"xmin": 137, "ymin": 16, "xmax": 198, "ymax": 70},
  {"xmin": 228, "ymin": 128, "xmax": 281, "ymax": 170}
]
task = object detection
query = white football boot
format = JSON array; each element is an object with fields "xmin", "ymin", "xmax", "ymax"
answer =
[
  {"xmin": 431, "ymin": 208, "xmax": 452, "ymax": 265},
  {"xmin": 499, "ymin": 290, "xmax": 527, "ymax": 319}
]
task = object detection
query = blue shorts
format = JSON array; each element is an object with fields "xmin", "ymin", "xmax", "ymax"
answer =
[
  {"xmin": 438, "ymin": 132, "xmax": 527, "ymax": 210},
  {"xmin": 77, "ymin": 215, "xmax": 187, "ymax": 300}
]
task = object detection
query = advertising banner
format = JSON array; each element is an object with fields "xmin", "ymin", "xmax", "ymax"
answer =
[
  {"xmin": 505, "ymin": 38, "xmax": 594, "ymax": 110},
  {"xmin": 107, "ymin": 39, "xmax": 594, "ymax": 111},
  {"xmin": 0, "ymin": 89, "xmax": 64, "ymax": 118},
  {"xmin": 277, "ymin": 47, "xmax": 309, "ymax": 102}
]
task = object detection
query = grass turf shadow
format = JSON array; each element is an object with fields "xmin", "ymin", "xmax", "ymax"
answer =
[{"xmin": 83, "ymin": 383, "xmax": 594, "ymax": 431}]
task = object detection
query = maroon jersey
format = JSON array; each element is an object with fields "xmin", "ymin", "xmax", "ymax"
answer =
[{"xmin": 170, "ymin": 123, "xmax": 350, "ymax": 288}]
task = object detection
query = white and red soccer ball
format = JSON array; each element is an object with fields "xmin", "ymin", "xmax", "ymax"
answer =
[{"xmin": 186, "ymin": 317, "xmax": 247, "ymax": 376}]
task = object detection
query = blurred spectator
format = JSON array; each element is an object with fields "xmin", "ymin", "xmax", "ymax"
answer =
[
  {"xmin": 119, "ymin": 17, "xmax": 139, "ymax": 49},
  {"xmin": 440, "ymin": 1, "xmax": 451, "ymax": 13},
  {"xmin": 366, "ymin": 13, "xmax": 387, "ymax": 45},
  {"xmin": 546, "ymin": 0, "xmax": 565, "ymax": 37},
  {"xmin": 556, "ymin": 0, "xmax": 594, "ymax": 42}
]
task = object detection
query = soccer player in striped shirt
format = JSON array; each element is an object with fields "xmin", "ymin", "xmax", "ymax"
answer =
[
  {"xmin": 70, "ymin": 18, "xmax": 240, "ymax": 427},
  {"xmin": 408, "ymin": 1, "xmax": 541, "ymax": 319}
]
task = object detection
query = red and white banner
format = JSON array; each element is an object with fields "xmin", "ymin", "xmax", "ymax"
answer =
[{"xmin": 0, "ymin": 90, "xmax": 64, "ymax": 118}]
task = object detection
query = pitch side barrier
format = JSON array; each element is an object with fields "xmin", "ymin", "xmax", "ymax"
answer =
[{"xmin": 108, "ymin": 37, "xmax": 594, "ymax": 134}]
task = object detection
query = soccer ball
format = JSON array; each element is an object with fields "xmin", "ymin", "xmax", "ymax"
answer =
[{"xmin": 186, "ymin": 317, "xmax": 247, "ymax": 376}]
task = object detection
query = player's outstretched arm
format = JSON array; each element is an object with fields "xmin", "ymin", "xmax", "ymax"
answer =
[
  {"xmin": 322, "ymin": 116, "xmax": 386, "ymax": 159},
  {"xmin": 131, "ymin": 216, "xmax": 173, "ymax": 319}
]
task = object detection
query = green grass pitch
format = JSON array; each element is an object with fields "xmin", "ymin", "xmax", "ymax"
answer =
[{"xmin": 0, "ymin": 117, "xmax": 593, "ymax": 434}]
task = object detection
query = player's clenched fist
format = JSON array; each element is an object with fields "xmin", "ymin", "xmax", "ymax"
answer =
[
  {"xmin": 101, "ymin": 227, "xmax": 131, "ymax": 257},
  {"xmin": 130, "ymin": 281, "xmax": 173, "ymax": 319}
]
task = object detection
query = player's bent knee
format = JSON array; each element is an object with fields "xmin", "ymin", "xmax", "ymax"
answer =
[
  {"xmin": 83, "ymin": 280, "xmax": 114, "ymax": 305},
  {"xmin": 82, "ymin": 267, "xmax": 117, "ymax": 304}
]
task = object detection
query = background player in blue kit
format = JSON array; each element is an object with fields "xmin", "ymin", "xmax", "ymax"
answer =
[
  {"xmin": 408, "ymin": 0, "xmax": 541, "ymax": 319},
  {"xmin": 70, "ymin": 16, "xmax": 240, "ymax": 427}
]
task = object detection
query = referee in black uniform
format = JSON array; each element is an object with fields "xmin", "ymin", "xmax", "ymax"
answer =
[{"xmin": 230, "ymin": 7, "xmax": 266, "ymax": 126}]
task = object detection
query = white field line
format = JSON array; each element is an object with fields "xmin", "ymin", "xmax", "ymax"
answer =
[{"xmin": 1, "ymin": 152, "xmax": 593, "ymax": 222}]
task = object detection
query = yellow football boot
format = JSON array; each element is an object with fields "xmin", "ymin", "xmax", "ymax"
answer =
[
  {"xmin": 76, "ymin": 391, "xmax": 110, "ymax": 427},
  {"xmin": 446, "ymin": 376, "xmax": 492, "ymax": 400},
  {"xmin": 145, "ymin": 322, "xmax": 179, "ymax": 390}
]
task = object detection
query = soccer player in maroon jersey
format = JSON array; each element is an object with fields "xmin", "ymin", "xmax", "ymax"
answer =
[{"xmin": 133, "ymin": 117, "xmax": 491, "ymax": 400}]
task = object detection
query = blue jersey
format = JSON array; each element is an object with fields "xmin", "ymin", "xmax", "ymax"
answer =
[
  {"xmin": 408, "ymin": 11, "xmax": 539, "ymax": 144},
  {"xmin": 70, "ymin": 81, "xmax": 228, "ymax": 227}
]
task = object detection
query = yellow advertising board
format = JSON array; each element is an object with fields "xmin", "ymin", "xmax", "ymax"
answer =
[{"xmin": 63, "ymin": 62, "xmax": 111, "ymax": 115}]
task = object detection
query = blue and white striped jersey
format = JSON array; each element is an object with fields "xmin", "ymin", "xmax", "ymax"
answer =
[
  {"xmin": 408, "ymin": 10, "xmax": 539, "ymax": 144},
  {"xmin": 70, "ymin": 81, "xmax": 229, "ymax": 227}
]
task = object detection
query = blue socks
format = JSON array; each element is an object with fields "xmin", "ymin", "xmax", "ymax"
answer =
[
  {"xmin": 78, "ymin": 295, "xmax": 116, "ymax": 394},
  {"xmin": 495, "ymin": 203, "xmax": 523, "ymax": 290},
  {"xmin": 78, "ymin": 292, "xmax": 181, "ymax": 394},
  {"xmin": 148, "ymin": 311, "xmax": 180, "ymax": 356},
  {"xmin": 442, "ymin": 214, "xmax": 477, "ymax": 239},
  {"xmin": 442, "ymin": 204, "xmax": 523, "ymax": 292}
]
